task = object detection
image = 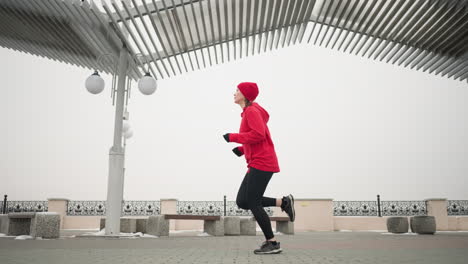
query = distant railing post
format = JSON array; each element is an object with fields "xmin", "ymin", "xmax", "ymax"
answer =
[
  {"xmin": 2, "ymin": 195, "xmax": 7, "ymax": 214},
  {"xmin": 223, "ymin": 195, "xmax": 227, "ymax": 216},
  {"xmin": 377, "ymin": 195, "xmax": 381, "ymax": 217}
]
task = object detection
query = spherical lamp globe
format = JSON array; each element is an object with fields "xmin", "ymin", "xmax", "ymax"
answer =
[
  {"xmin": 124, "ymin": 129, "xmax": 133, "ymax": 139},
  {"xmin": 138, "ymin": 72, "xmax": 157, "ymax": 95},
  {"xmin": 85, "ymin": 71, "xmax": 105, "ymax": 94},
  {"xmin": 122, "ymin": 120, "xmax": 130, "ymax": 133}
]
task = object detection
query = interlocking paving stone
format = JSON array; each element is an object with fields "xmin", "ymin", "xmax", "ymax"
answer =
[{"xmin": 0, "ymin": 231, "xmax": 467, "ymax": 264}]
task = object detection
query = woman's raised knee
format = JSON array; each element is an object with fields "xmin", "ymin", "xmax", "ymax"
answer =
[{"xmin": 236, "ymin": 199, "xmax": 249, "ymax": 210}]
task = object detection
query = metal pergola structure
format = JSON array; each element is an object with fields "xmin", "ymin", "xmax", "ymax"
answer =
[
  {"xmin": 1, "ymin": 0, "xmax": 467, "ymax": 236},
  {"xmin": 1, "ymin": 0, "xmax": 467, "ymax": 82}
]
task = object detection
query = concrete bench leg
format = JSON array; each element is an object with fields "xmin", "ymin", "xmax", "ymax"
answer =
[
  {"xmin": 204, "ymin": 217, "xmax": 224, "ymax": 236},
  {"xmin": 224, "ymin": 217, "xmax": 240, "ymax": 235},
  {"xmin": 387, "ymin": 217, "xmax": 409, "ymax": 234},
  {"xmin": 136, "ymin": 219, "xmax": 147, "ymax": 233},
  {"xmin": 100, "ymin": 217, "xmax": 137, "ymax": 233},
  {"xmin": 8, "ymin": 218, "xmax": 33, "ymax": 236},
  {"xmin": 0, "ymin": 215, "xmax": 9, "ymax": 234},
  {"xmin": 30, "ymin": 213, "xmax": 60, "ymax": 239},
  {"xmin": 147, "ymin": 216, "xmax": 169, "ymax": 236},
  {"xmin": 240, "ymin": 217, "xmax": 256, "ymax": 236},
  {"xmin": 276, "ymin": 221, "xmax": 294, "ymax": 235},
  {"xmin": 100, "ymin": 218, "xmax": 105, "ymax": 230},
  {"xmin": 120, "ymin": 218, "xmax": 137, "ymax": 233}
]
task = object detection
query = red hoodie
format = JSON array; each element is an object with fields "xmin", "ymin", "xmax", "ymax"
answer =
[{"xmin": 229, "ymin": 103, "xmax": 280, "ymax": 173}]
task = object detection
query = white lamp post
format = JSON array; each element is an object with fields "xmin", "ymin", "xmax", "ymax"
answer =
[{"xmin": 85, "ymin": 50, "xmax": 157, "ymax": 236}]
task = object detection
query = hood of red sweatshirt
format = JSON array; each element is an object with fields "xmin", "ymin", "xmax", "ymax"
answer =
[{"xmin": 242, "ymin": 102, "xmax": 270, "ymax": 123}]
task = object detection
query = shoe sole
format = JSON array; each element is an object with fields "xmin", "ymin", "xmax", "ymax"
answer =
[
  {"xmin": 254, "ymin": 248, "xmax": 283, "ymax": 254},
  {"xmin": 288, "ymin": 194, "xmax": 295, "ymax": 222}
]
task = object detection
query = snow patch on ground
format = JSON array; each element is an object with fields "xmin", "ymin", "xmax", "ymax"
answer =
[
  {"xmin": 170, "ymin": 229, "xmax": 203, "ymax": 234},
  {"xmin": 381, "ymin": 232, "xmax": 417, "ymax": 235},
  {"xmin": 82, "ymin": 229, "xmax": 106, "ymax": 236},
  {"xmin": 80, "ymin": 230, "xmax": 158, "ymax": 238},
  {"xmin": 142, "ymin": 234, "xmax": 158, "ymax": 238},
  {"xmin": 63, "ymin": 229, "xmax": 100, "ymax": 231},
  {"xmin": 61, "ymin": 235, "xmax": 76, "ymax": 239},
  {"xmin": 437, "ymin": 231, "xmax": 468, "ymax": 233},
  {"xmin": 14, "ymin": 235, "xmax": 34, "ymax": 240},
  {"xmin": 338, "ymin": 230, "xmax": 386, "ymax": 232}
]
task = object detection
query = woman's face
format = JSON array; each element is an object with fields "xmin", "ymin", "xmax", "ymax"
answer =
[{"xmin": 234, "ymin": 89, "xmax": 245, "ymax": 105}]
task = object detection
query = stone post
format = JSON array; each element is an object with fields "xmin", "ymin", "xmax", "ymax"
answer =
[
  {"xmin": 274, "ymin": 198, "xmax": 334, "ymax": 231},
  {"xmin": 425, "ymin": 198, "xmax": 448, "ymax": 231},
  {"xmin": 160, "ymin": 199, "xmax": 177, "ymax": 230},
  {"xmin": 47, "ymin": 198, "xmax": 69, "ymax": 229}
]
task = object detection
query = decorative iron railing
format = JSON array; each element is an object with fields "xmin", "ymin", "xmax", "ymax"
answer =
[
  {"xmin": 67, "ymin": 201, "xmax": 161, "ymax": 216},
  {"xmin": 67, "ymin": 201, "xmax": 107, "ymax": 216},
  {"xmin": 0, "ymin": 200, "xmax": 48, "ymax": 213},
  {"xmin": 177, "ymin": 201, "xmax": 273, "ymax": 217},
  {"xmin": 447, "ymin": 200, "xmax": 468, "ymax": 216},
  {"xmin": 121, "ymin": 201, "xmax": 161, "ymax": 216},
  {"xmin": 334, "ymin": 201, "xmax": 379, "ymax": 216},
  {"xmin": 381, "ymin": 201, "xmax": 427, "ymax": 216},
  {"xmin": 5, "ymin": 199, "xmax": 466, "ymax": 217},
  {"xmin": 334, "ymin": 201, "xmax": 426, "ymax": 216},
  {"xmin": 67, "ymin": 200, "xmax": 272, "ymax": 216}
]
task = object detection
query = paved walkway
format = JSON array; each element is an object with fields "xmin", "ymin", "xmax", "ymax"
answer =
[{"xmin": 1, "ymin": 231, "xmax": 468, "ymax": 264}]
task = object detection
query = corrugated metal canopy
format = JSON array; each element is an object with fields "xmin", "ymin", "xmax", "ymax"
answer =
[
  {"xmin": 0, "ymin": 0, "xmax": 467, "ymax": 83},
  {"xmin": 0, "ymin": 0, "xmax": 142, "ymax": 78}
]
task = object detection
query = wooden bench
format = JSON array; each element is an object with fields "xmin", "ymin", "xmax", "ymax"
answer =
[
  {"xmin": 147, "ymin": 214, "xmax": 225, "ymax": 236},
  {"xmin": 164, "ymin": 214, "xmax": 221, "ymax": 221},
  {"xmin": 269, "ymin": 217, "xmax": 289, "ymax": 221},
  {"xmin": 144, "ymin": 215, "xmax": 294, "ymax": 237}
]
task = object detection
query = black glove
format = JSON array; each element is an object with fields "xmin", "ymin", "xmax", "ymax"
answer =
[
  {"xmin": 232, "ymin": 147, "xmax": 242, "ymax": 157},
  {"xmin": 223, "ymin": 133, "xmax": 230, "ymax": 143}
]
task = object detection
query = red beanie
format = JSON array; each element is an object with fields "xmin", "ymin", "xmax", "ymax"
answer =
[{"xmin": 237, "ymin": 82, "xmax": 259, "ymax": 101}]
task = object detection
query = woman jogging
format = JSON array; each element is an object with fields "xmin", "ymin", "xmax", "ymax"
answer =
[{"xmin": 223, "ymin": 82, "xmax": 295, "ymax": 254}]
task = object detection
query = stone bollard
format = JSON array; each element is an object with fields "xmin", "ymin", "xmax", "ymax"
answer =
[
  {"xmin": 147, "ymin": 215, "xmax": 169, "ymax": 236},
  {"xmin": 30, "ymin": 212, "xmax": 60, "ymax": 239},
  {"xmin": 204, "ymin": 217, "xmax": 224, "ymax": 236},
  {"xmin": 411, "ymin": 216, "xmax": 436, "ymax": 234},
  {"xmin": 100, "ymin": 217, "xmax": 137, "ymax": 233},
  {"xmin": 240, "ymin": 217, "xmax": 256, "ymax": 236},
  {"xmin": 224, "ymin": 216, "xmax": 240, "ymax": 235},
  {"xmin": 136, "ymin": 219, "xmax": 147, "ymax": 233},
  {"xmin": 386, "ymin": 217, "xmax": 409, "ymax": 234}
]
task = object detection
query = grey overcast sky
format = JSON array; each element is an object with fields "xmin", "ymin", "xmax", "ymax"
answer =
[{"xmin": 1, "ymin": 43, "xmax": 467, "ymax": 202}]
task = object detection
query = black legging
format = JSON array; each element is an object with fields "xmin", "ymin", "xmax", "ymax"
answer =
[{"xmin": 236, "ymin": 167, "xmax": 276, "ymax": 240}]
